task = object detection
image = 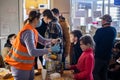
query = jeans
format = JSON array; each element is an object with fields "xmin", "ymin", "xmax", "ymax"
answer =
[{"xmin": 11, "ymin": 66, "xmax": 34, "ymax": 80}]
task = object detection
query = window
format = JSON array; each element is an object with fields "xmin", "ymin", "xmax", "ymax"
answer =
[{"xmin": 71, "ymin": 0, "xmax": 120, "ymax": 34}]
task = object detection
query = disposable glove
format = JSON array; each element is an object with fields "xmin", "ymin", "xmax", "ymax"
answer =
[{"xmin": 51, "ymin": 44, "xmax": 60, "ymax": 53}]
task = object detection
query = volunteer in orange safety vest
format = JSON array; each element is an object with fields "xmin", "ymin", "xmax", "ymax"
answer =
[{"xmin": 5, "ymin": 9, "xmax": 60, "ymax": 80}]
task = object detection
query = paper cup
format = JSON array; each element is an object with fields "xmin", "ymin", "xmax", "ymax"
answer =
[{"xmin": 42, "ymin": 69, "xmax": 47, "ymax": 80}]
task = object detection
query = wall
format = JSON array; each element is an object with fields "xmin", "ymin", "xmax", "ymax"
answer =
[
  {"xmin": 0, "ymin": 0, "xmax": 20, "ymax": 51},
  {"xmin": 25, "ymin": 0, "xmax": 49, "ymax": 14},
  {"xmin": 50, "ymin": 0, "xmax": 71, "ymax": 24}
]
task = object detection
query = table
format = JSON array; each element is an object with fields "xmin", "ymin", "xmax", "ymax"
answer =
[
  {"xmin": 35, "ymin": 70, "xmax": 73, "ymax": 80},
  {"xmin": 0, "ymin": 68, "xmax": 73, "ymax": 80}
]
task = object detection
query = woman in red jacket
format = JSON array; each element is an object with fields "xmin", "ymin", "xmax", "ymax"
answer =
[{"xmin": 68, "ymin": 34, "xmax": 95, "ymax": 80}]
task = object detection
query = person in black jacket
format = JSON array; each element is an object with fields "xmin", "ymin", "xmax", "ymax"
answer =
[
  {"xmin": 108, "ymin": 41, "xmax": 120, "ymax": 80},
  {"xmin": 45, "ymin": 8, "xmax": 63, "ymax": 60},
  {"xmin": 69, "ymin": 30, "xmax": 83, "ymax": 73},
  {"xmin": 93, "ymin": 14, "xmax": 117, "ymax": 80},
  {"xmin": 70, "ymin": 30, "xmax": 83, "ymax": 65},
  {"xmin": 35, "ymin": 9, "xmax": 54, "ymax": 69},
  {"xmin": 44, "ymin": 8, "xmax": 63, "ymax": 72}
]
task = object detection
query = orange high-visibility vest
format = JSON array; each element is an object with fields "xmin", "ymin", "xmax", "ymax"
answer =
[{"xmin": 5, "ymin": 24, "xmax": 38, "ymax": 70}]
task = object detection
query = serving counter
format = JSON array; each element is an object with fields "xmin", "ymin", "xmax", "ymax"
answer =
[{"xmin": 0, "ymin": 68, "xmax": 74, "ymax": 80}]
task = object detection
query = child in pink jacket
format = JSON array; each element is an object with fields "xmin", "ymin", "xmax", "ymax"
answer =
[{"xmin": 68, "ymin": 34, "xmax": 95, "ymax": 80}]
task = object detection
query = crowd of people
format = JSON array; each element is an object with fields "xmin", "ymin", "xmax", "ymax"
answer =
[{"xmin": 0, "ymin": 8, "xmax": 119, "ymax": 80}]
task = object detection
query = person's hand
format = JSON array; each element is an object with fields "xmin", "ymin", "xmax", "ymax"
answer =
[
  {"xmin": 69, "ymin": 74, "xmax": 74, "ymax": 79},
  {"xmin": 118, "ymin": 57, "xmax": 120, "ymax": 61},
  {"xmin": 47, "ymin": 48, "xmax": 52, "ymax": 52},
  {"xmin": 51, "ymin": 44, "xmax": 60, "ymax": 53},
  {"xmin": 51, "ymin": 39, "xmax": 58, "ymax": 44},
  {"xmin": 51, "ymin": 38, "xmax": 62, "ymax": 44},
  {"xmin": 66, "ymin": 64, "xmax": 71, "ymax": 69}
]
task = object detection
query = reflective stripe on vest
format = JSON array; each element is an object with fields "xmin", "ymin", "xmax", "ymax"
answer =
[
  {"xmin": 8, "ymin": 52, "xmax": 34, "ymax": 64},
  {"xmin": 13, "ymin": 47, "xmax": 31, "ymax": 57},
  {"xmin": 8, "ymin": 47, "xmax": 34, "ymax": 64}
]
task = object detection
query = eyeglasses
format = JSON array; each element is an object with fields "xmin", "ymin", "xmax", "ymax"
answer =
[{"xmin": 80, "ymin": 44, "xmax": 84, "ymax": 45}]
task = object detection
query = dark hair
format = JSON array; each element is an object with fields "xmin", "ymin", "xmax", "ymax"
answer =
[
  {"xmin": 100, "ymin": 14, "xmax": 112, "ymax": 23},
  {"xmin": 114, "ymin": 42, "xmax": 120, "ymax": 50},
  {"xmin": 24, "ymin": 9, "xmax": 41, "ymax": 24},
  {"xmin": 42, "ymin": 9, "xmax": 54, "ymax": 20},
  {"xmin": 4, "ymin": 34, "xmax": 16, "ymax": 47},
  {"xmin": 71, "ymin": 30, "xmax": 82, "ymax": 41},
  {"xmin": 80, "ymin": 34, "xmax": 95, "ymax": 49},
  {"xmin": 59, "ymin": 15, "xmax": 65, "ymax": 21},
  {"xmin": 51, "ymin": 8, "xmax": 59, "ymax": 15}
]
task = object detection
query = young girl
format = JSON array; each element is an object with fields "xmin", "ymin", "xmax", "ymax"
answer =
[{"xmin": 68, "ymin": 34, "xmax": 95, "ymax": 80}]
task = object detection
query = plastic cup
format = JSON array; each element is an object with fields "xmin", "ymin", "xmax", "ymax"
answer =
[{"xmin": 42, "ymin": 69, "xmax": 47, "ymax": 80}]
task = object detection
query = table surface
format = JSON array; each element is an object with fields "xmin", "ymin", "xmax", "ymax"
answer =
[{"xmin": 0, "ymin": 68, "xmax": 73, "ymax": 80}]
